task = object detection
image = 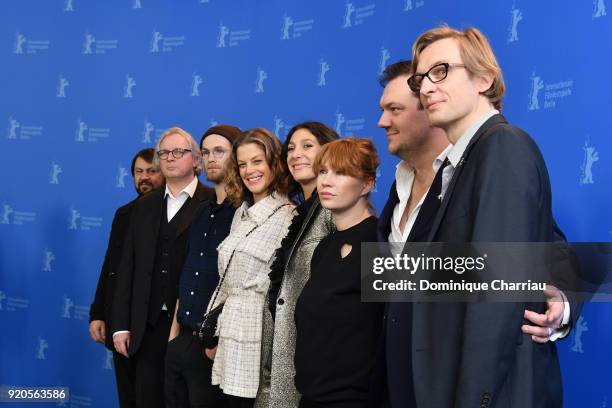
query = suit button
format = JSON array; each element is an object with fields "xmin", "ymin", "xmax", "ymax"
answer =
[
  {"xmin": 204, "ymin": 233, "xmax": 207, "ymax": 237},
  {"xmin": 190, "ymin": 291, "xmax": 194, "ymax": 295},
  {"xmin": 210, "ymin": 214, "xmax": 215, "ymax": 218},
  {"xmin": 200, "ymin": 252, "xmax": 204, "ymax": 256},
  {"xmin": 195, "ymin": 272, "xmax": 199, "ymax": 276},
  {"xmin": 161, "ymin": 269, "xmax": 167, "ymax": 274},
  {"xmin": 277, "ymin": 298, "xmax": 284, "ymax": 306},
  {"xmin": 186, "ymin": 311, "xmax": 190, "ymax": 316}
]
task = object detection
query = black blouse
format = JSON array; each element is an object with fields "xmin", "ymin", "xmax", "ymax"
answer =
[{"xmin": 295, "ymin": 216, "xmax": 383, "ymax": 408}]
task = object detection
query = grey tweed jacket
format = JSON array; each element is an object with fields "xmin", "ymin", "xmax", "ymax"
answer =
[{"xmin": 255, "ymin": 198, "xmax": 334, "ymax": 408}]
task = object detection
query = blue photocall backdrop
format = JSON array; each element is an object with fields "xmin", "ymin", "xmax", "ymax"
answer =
[{"xmin": 0, "ymin": 1, "xmax": 610, "ymax": 406}]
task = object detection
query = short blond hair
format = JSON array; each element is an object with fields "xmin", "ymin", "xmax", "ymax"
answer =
[
  {"xmin": 411, "ymin": 25, "xmax": 505, "ymax": 111},
  {"xmin": 154, "ymin": 127, "xmax": 202, "ymax": 175}
]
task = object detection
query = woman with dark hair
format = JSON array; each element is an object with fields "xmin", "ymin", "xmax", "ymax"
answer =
[
  {"xmin": 206, "ymin": 128, "xmax": 294, "ymax": 408},
  {"xmin": 294, "ymin": 137, "xmax": 383, "ymax": 408},
  {"xmin": 254, "ymin": 122, "xmax": 338, "ymax": 408}
]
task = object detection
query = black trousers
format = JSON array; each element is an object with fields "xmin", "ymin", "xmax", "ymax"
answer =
[
  {"xmin": 113, "ymin": 350, "xmax": 137, "ymax": 407},
  {"xmin": 225, "ymin": 395, "xmax": 254, "ymax": 408},
  {"xmin": 130, "ymin": 313, "xmax": 172, "ymax": 408},
  {"xmin": 165, "ymin": 327, "xmax": 226, "ymax": 408}
]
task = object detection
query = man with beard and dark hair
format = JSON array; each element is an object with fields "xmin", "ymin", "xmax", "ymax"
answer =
[
  {"xmin": 89, "ymin": 147, "xmax": 164, "ymax": 407},
  {"xmin": 164, "ymin": 124, "xmax": 241, "ymax": 408}
]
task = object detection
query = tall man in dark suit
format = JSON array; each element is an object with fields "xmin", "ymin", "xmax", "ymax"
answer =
[
  {"xmin": 376, "ymin": 59, "xmax": 577, "ymax": 407},
  {"xmin": 112, "ymin": 127, "xmax": 213, "ymax": 408},
  {"xmin": 89, "ymin": 147, "xmax": 164, "ymax": 408},
  {"xmin": 402, "ymin": 26, "xmax": 568, "ymax": 407}
]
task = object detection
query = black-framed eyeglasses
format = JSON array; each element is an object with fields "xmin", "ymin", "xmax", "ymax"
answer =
[
  {"xmin": 407, "ymin": 63, "xmax": 466, "ymax": 93},
  {"xmin": 156, "ymin": 148, "xmax": 192, "ymax": 160},
  {"xmin": 201, "ymin": 147, "xmax": 227, "ymax": 160}
]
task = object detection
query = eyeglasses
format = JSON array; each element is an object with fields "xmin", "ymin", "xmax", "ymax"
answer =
[
  {"xmin": 156, "ymin": 148, "xmax": 192, "ymax": 160},
  {"xmin": 407, "ymin": 63, "xmax": 466, "ymax": 93},
  {"xmin": 201, "ymin": 147, "xmax": 227, "ymax": 160}
]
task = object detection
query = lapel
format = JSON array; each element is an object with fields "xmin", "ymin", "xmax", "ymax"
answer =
[
  {"xmin": 426, "ymin": 114, "xmax": 507, "ymax": 241},
  {"xmin": 378, "ymin": 181, "xmax": 399, "ymax": 242},
  {"xmin": 174, "ymin": 182, "xmax": 211, "ymax": 238},
  {"xmin": 147, "ymin": 189, "xmax": 165, "ymax": 243}
]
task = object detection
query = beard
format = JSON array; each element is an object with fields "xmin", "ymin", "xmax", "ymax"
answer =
[
  {"xmin": 206, "ymin": 168, "xmax": 225, "ymax": 184},
  {"xmin": 136, "ymin": 181, "xmax": 154, "ymax": 196}
]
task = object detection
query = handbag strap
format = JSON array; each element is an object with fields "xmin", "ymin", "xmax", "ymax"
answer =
[{"xmin": 204, "ymin": 202, "xmax": 292, "ymax": 316}]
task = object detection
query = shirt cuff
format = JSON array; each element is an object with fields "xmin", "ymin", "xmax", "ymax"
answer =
[
  {"xmin": 112, "ymin": 330, "xmax": 130, "ymax": 338},
  {"xmin": 549, "ymin": 290, "xmax": 570, "ymax": 341}
]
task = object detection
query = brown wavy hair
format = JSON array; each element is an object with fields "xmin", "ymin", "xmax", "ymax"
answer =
[
  {"xmin": 225, "ymin": 128, "xmax": 291, "ymax": 207},
  {"xmin": 312, "ymin": 137, "xmax": 379, "ymax": 212},
  {"xmin": 411, "ymin": 25, "xmax": 505, "ymax": 111}
]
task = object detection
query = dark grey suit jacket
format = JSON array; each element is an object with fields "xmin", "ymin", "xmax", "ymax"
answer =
[
  {"xmin": 111, "ymin": 182, "xmax": 212, "ymax": 355},
  {"xmin": 413, "ymin": 114, "xmax": 563, "ymax": 408}
]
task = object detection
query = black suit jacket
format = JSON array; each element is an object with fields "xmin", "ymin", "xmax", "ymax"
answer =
[
  {"xmin": 111, "ymin": 182, "xmax": 213, "ymax": 355},
  {"xmin": 412, "ymin": 114, "xmax": 562, "ymax": 408},
  {"xmin": 90, "ymin": 198, "xmax": 136, "ymax": 350}
]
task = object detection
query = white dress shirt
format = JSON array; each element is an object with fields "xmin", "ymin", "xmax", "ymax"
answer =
[
  {"xmin": 388, "ymin": 145, "xmax": 452, "ymax": 255},
  {"xmin": 165, "ymin": 176, "xmax": 198, "ymax": 221}
]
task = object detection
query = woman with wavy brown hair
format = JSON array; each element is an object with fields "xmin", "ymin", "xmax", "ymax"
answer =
[{"xmin": 205, "ymin": 128, "xmax": 294, "ymax": 408}]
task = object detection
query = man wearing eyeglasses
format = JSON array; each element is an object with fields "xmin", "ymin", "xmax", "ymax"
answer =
[
  {"xmin": 112, "ymin": 127, "xmax": 213, "ymax": 408},
  {"xmin": 401, "ymin": 25, "xmax": 573, "ymax": 407},
  {"xmin": 89, "ymin": 148, "xmax": 164, "ymax": 408},
  {"xmin": 164, "ymin": 125, "xmax": 241, "ymax": 408}
]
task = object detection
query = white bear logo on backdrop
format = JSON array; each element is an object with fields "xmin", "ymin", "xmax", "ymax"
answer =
[
  {"xmin": 56, "ymin": 76, "xmax": 69, "ymax": 98},
  {"xmin": 273, "ymin": 115, "xmax": 286, "ymax": 137},
  {"xmin": 14, "ymin": 33, "xmax": 26, "ymax": 54},
  {"xmin": 64, "ymin": 0, "xmax": 74, "ymax": 12},
  {"xmin": 593, "ymin": 0, "xmax": 607, "ymax": 18},
  {"xmin": 0, "ymin": 291, "xmax": 6, "ymax": 310},
  {"xmin": 508, "ymin": 5, "xmax": 523, "ymax": 43},
  {"xmin": 281, "ymin": 16, "xmax": 293, "ymax": 40},
  {"xmin": 335, "ymin": 111, "xmax": 346, "ymax": 136},
  {"xmin": 343, "ymin": 2, "xmax": 355, "ymax": 27},
  {"xmin": 1, "ymin": 204, "xmax": 13, "ymax": 224},
  {"xmin": 570, "ymin": 316, "xmax": 588, "ymax": 353},
  {"xmin": 36, "ymin": 337, "xmax": 48, "ymax": 360},
  {"xmin": 68, "ymin": 208, "xmax": 81, "ymax": 230},
  {"xmin": 42, "ymin": 249, "xmax": 55, "ymax": 272},
  {"xmin": 83, "ymin": 33, "xmax": 95, "ymax": 54},
  {"xmin": 133, "ymin": 0, "xmax": 142, "ymax": 9},
  {"xmin": 378, "ymin": 47, "xmax": 390, "ymax": 75},
  {"xmin": 318, "ymin": 60, "xmax": 330, "ymax": 87},
  {"xmin": 191, "ymin": 73, "xmax": 203, "ymax": 96},
  {"xmin": 528, "ymin": 71, "xmax": 544, "ymax": 111},
  {"xmin": 76, "ymin": 120, "xmax": 87, "ymax": 142},
  {"xmin": 116, "ymin": 165, "xmax": 128, "ymax": 188},
  {"xmin": 7, "ymin": 117, "xmax": 19, "ymax": 139},
  {"xmin": 151, "ymin": 31, "xmax": 163, "ymax": 52},
  {"xmin": 123, "ymin": 75, "xmax": 136, "ymax": 98},
  {"xmin": 104, "ymin": 350, "xmax": 113, "ymax": 370},
  {"xmin": 142, "ymin": 120, "xmax": 155, "ymax": 143},
  {"xmin": 62, "ymin": 295, "xmax": 74, "ymax": 318},
  {"xmin": 49, "ymin": 162, "xmax": 62, "ymax": 185},
  {"xmin": 580, "ymin": 139, "xmax": 599, "ymax": 185},
  {"xmin": 217, "ymin": 23, "xmax": 230, "ymax": 47},
  {"xmin": 255, "ymin": 68, "xmax": 267, "ymax": 93}
]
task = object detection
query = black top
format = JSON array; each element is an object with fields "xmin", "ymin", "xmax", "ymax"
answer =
[
  {"xmin": 178, "ymin": 196, "xmax": 235, "ymax": 329},
  {"xmin": 295, "ymin": 216, "xmax": 383, "ymax": 408}
]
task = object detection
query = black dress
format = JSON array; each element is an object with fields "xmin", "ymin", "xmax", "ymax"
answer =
[{"xmin": 294, "ymin": 216, "xmax": 383, "ymax": 408}]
